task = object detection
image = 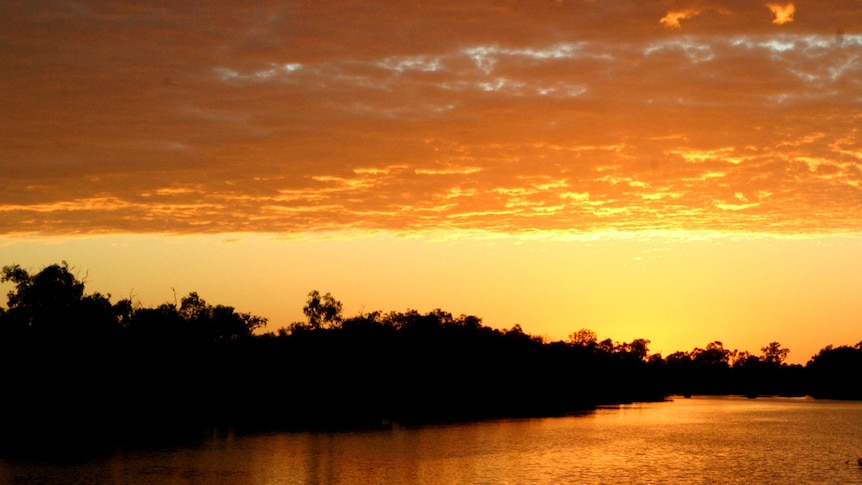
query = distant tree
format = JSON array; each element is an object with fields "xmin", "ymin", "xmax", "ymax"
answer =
[
  {"xmin": 0, "ymin": 262, "xmax": 124, "ymax": 339},
  {"xmin": 619, "ymin": 338, "xmax": 651, "ymax": 361},
  {"xmin": 179, "ymin": 291, "xmax": 209, "ymax": 321},
  {"xmin": 389, "ymin": 309, "xmax": 444, "ymax": 339},
  {"xmin": 179, "ymin": 291, "xmax": 266, "ymax": 341},
  {"xmin": 457, "ymin": 314, "xmax": 483, "ymax": 330},
  {"xmin": 1, "ymin": 262, "xmax": 85, "ymax": 330},
  {"xmin": 647, "ymin": 353, "xmax": 665, "ymax": 366},
  {"xmin": 760, "ymin": 341, "xmax": 789, "ymax": 366},
  {"xmin": 210, "ymin": 304, "xmax": 267, "ymax": 340},
  {"xmin": 568, "ymin": 328, "xmax": 598, "ymax": 348},
  {"xmin": 692, "ymin": 341, "xmax": 731, "ymax": 367},
  {"xmin": 806, "ymin": 344, "xmax": 862, "ymax": 398},
  {"xmin": 731, "ymin": 350, "xmax": 759, "ymax": 369},
  {"xmin": 597, "ymin": 338, "xmax": 615, "ymax": 353},
  {"xmin": 503, "ymin": 324, "xmax": 540, "ymax": 346},
  {"xmin": 303, "ymin": 290, "xmax": 343, "ymax": 329},
  {"xmin": 340, "ymin": 310, "xmax": 393, "ymax": 337},
  {"xmin": 127, "ymin": 302, "xmax": 183, "ymax": 342},
  {"xmin": 113, "ymin": 298, "xmax": 135, "ymax": 327},
  {"xmin": 665, "ymin": 351, "xmax": 691, "ymax": 367}
]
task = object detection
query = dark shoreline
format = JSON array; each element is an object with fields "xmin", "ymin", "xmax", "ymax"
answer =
[{"xmin": 2, "ymin": 263, "xmax": 861, "ymax": 458}]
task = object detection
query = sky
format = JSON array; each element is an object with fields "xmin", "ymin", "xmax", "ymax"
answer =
[{"xmin": 1, "ymin": 0, "xmax": 861, "ymax": 363}]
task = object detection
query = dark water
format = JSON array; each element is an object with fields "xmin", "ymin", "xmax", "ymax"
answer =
[{"xmin": 3, "ymin": 397, "xmax": 862, "ymax": 484}]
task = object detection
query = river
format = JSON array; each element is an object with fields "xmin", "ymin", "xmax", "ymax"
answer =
[{"xmin": 3, "ymin": 396, "xmax": 862, "ymax": 484}]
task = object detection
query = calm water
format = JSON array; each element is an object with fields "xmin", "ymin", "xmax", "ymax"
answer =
[{"xmin": 4, "ymin": 396, "xmax": 862, "ymax": 484}]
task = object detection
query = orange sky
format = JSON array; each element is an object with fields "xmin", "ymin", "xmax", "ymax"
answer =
[{"xmin": 1, "ymin": 1, "xmax": 861, "ymax": 363}]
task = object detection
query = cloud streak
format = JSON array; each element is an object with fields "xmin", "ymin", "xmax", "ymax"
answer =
[
  {"xmin": 660, "ymin": 9, "xmax": 703, "ymax": 29},
  {"xmin": 1, "ymin": 0, "xmax": 861, "ymax": 237},
  {"xmin": 767, "ymin": 3, "xmax": 795, "ymax": 25}
]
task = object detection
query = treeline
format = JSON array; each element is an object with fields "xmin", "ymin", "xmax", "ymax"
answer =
[{"xmin": 1, "ymin": 262, "xmax": 861, "ymax": 453}]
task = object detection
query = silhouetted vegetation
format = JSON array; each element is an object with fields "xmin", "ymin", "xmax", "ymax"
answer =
[{"xmin": 0, "ymin": 262, "xmax": 859, "ymax": 455}]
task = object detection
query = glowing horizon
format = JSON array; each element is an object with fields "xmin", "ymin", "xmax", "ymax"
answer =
[{"xmin": 3, "ymin": 230, "xmax": 861, "ymax": 365}]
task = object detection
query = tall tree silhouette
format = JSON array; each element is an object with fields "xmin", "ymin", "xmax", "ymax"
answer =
[
  {"xmin": 761, "ymin": 341, "xmax": 790, "ymax": 366},
  {"xmin": 1, "ymin": 262, "xmax": 84, "ymax": 331},
  {"xmin": 0, "ymin": 261, "xmax": 124, "ymax": 339},
  {"xmin": 303, "ymin": 290, "xmax": 343, "ymax": 329}
]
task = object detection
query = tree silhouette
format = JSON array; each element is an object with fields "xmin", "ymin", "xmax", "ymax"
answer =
[
  {"xmin": 615, "ymin": 338, "xmax": 651, "ymax": 361},
  {"xmin": 692, "ymin": 341, "xmax": 731, "ymax": 367},
  {"xmin": 303, "ymin": 290, "xmax": 343, "ymax": 329},
  {"xmin": 178, "ymin": 291, "xmax": 267, "ymax": 341},
  {"xmin": 760, "ymin": 341, "xmax": 790, "ymax": 366},
  {"xmin": 568, "ymin": 328, "xmax": 598, "ymax": 348},
  {"xmin": 1, "ymin": 261, "xmax": 860, "ymax": 454},
  {"xmin": 805, "ymin": 343, "xmax": 862, "ymax": 398},
  {"xmin": 1, "ymin": 262, "xmax": 85, "ymax": 331},
  {"xmin": 0, "ymin": 262, "xmax": 128, "ymax": 340}
]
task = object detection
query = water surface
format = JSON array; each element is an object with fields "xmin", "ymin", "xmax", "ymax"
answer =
[{"xmin": 3, "ymin": 396, "xmax": 862, "ymax": 484}]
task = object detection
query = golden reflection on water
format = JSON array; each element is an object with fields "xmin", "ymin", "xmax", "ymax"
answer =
[{"xmin": 3, "ymin": 397, "xmax": 862, "ymax": 484}]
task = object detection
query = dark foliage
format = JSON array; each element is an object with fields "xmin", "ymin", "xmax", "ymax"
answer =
[
  {"xmin": 0, "ymin": 263, "xmax": 856, "ymax": 456},
  {"xmin": 805, "ymin": 344, "xmax": 862, "ymax": 399}
]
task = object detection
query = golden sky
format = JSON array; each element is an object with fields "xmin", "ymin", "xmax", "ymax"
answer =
[{"xmin": 2, "ymin": 1, "xmax": 861, "ymax": 362}]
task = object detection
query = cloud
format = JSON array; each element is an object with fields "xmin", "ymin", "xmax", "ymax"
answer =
[
  {"xmin": 660, "ymin": 9, "xmax": 702, "ymax": 29},
  {"xmin": 766, "ymin": 3, "xmax": 795, "ymax": 25},
  {"xmin": 2, "ymin": 1, "xmax": 862, "ymax": 237}
]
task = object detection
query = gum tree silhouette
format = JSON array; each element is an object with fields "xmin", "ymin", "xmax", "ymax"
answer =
[
  {"xmin": 806, "ymin": 343, "xmax": 862, "ymax": 399},
  {"xmin": 302, "ymin": 290, "xmax": 343, "ymax": 329},
  {"xmin": 1, "ymin": 262, "xmax": 119, "ymax": 337},
  {"xmin": 761, "ymin": 341, "xmax": 790, "ymax": 365},
  {"xmin": 0, "ymin": 263, "xmax": 271, "ymax": 452},
  {"xmin": 0, "ymin": 262, "xmax": 855, "ymax": 454},
  {"xmin": 568, "ymin": 328, "xmax": 598, "ymax": 348},
  {"xmin": 180, "ymin": 291, "xmax": 266, "ymax": 342}
]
